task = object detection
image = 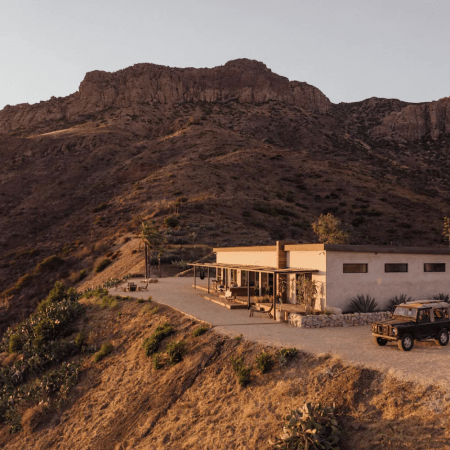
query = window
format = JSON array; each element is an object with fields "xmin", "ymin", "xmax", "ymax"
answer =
[
  {"xmin": 385, "ymin": 263, "xmax": 408, "ymax": 273},
  {"xmin": 424, "ymin": 263, "xmax": 446, "ymax": 272},
  {"xmin": 418, "ymin": 308, "xmax": 431, "ymax": 323},
  {"xmin": 434, "ymin": 308, "xmax": 449, "ymax": 320},
  {"xmin": 343, "ymin": 264, "xmax": 368, "ymax": 273}
]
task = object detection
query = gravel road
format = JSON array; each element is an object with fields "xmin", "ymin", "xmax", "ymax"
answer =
[{"xmin": 112, "ymin": 277, "xmax": 450, "ymax": 387}]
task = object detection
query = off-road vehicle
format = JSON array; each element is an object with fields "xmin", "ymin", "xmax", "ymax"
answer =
[{"xmin": 371, "ymin": 300, "xmax": 450, "ymax": 351}]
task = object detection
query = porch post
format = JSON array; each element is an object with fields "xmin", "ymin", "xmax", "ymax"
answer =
[
  {"xmin": 194, "ymin": 265, "xmax": 196, "ymax": 289},
  {"xmin": 207, "ymin": 266, "xmax": 210, "ymax": 294},
  {"xmin": 272, "ymin": 272, "xmax": 277, "ymax": 321},
  {"xmin": 247, "ymin": 271, "xmax": 251, "ymax": 309}
]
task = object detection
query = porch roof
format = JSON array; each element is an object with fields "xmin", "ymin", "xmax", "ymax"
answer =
[{"xmin": 189, "ymin": 262, "xmax": 318, "ymax": 275}]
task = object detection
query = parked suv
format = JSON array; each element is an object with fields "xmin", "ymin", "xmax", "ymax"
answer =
[{"xmin": 371, "ymin": 300, "xmax": 450, "ymax": 351}]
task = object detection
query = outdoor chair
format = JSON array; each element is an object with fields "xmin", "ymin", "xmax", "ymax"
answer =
[{"xmin": 138, "ymin": 283, "xmax": 149, "ymax": 291}]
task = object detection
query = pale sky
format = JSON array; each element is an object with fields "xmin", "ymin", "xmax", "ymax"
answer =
[{"xmin": 1, "ymin": 0, "xmax": 449, "ymax": 110}]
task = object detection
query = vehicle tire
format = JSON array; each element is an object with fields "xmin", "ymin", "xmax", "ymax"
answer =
[
  {"xmin": 435, "ymin": 329, "xmax": 449, "ymax": 346},
  {"xmin": 398, "ymin": 334, "xmax": 414, "ymax": 351},
  {"xmin": 373, "ymin": 336, "xmax": 388, "ymax": 346}
]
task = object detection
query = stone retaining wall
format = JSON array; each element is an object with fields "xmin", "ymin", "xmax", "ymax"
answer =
[{"xmin": 288, "ymin": 311, "xmax": 391, "ymax": 328}]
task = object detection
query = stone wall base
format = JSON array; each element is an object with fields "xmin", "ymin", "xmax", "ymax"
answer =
[{"xmin": 289, "ymin": 311, "xmax": 391, "ymax": 328}]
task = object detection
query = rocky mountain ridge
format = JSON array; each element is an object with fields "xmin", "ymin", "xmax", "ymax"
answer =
[{"xmin": 0, "ymin": 59, "xmax": 331, "ymax": 134}]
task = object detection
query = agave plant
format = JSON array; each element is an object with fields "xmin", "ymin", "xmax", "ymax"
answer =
[
  {"xmin": 386, "ymin": 294, "xmax": 413, "ymax": 312},
  {"xmin": 432, "ymin": 293, "xmax": 450, "ymax": 303},
  {"xmin": 347, "ymin": 294, "xmax": 378, "ymax": 313}
]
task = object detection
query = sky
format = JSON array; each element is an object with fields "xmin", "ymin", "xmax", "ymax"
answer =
[{"xmin": 1, "ymin": 0, "xmax": 449, "ymax": 110}]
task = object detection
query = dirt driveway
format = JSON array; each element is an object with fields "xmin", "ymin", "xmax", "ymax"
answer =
[{"xmin": 112, "ymin": 277, "xmax": 450, "ymax": 387}]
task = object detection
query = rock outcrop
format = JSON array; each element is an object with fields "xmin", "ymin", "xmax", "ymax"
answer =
[
  {"xmin": 0, "ymin": 59, "xmax": 331, "ymax": 134},
  {"xmin": 372, "ymin": 97, "xmax": 450, "ymax": 141}
]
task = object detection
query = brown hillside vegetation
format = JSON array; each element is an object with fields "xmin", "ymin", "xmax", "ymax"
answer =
[{"xmin": 1, "ymin": 294, "xmax": 450, "ymax": 450}]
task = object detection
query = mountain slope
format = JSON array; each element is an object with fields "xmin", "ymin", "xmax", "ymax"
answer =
[{"xmin": 1, "ymin": 58, "xmax": 449, "ymax": 335}]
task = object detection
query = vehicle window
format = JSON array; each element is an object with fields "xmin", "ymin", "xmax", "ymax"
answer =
[
  {"xmin": 418, "ymin": 308, "xmax": 431, "ymax": 323},
  {"xmin": 434, "ymin": 308, "xmax": 449, "ymax": 320},
  {"xmin": 393, "ymin": 306, "xmax": 417, "ymax": 319}
]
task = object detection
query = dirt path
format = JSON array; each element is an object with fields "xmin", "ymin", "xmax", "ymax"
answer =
[{"xmin": 112, "ymin": 277, "xmax": 450, "ymax": 387}]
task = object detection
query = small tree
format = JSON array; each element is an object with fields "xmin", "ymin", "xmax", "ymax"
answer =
[
  {"xmin": 141, "ymin": 222, "xmax": 167, "ymax": 278},
  {"xmin": 311, "ymin": 213, "xmax": 348, "ymax": 244},
  {"xmin": 296, "ymin": 276, "xmax": 318, "ymax": 311}
]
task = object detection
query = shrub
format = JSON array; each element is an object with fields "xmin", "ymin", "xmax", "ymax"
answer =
[
  {"xmin": 433, "ymin": 293, "xmax": 450, "ymax": 302},
  {"xmin": 273, "ymin": 403, "xmax": 340, "ymax": 450},
  {"xmin": 192, "ymin": 326, "xmax": 208, "ymax": 338},
  {"xmin": 95, "ymin": 258, "xmax": 112, "ymax": 273},
  {"xmin": 37, "ymin": 281, "xmax": 77, "ymax": 312},
  {"xmin": 234, "ymin": 334, "xmax": 243, "ymax": 342},
  {"xmin": 78, "ymin": 268, "xmax": 88, "ymax": 281},
  {"xmin": 152, "ymin": 353, "xmax": 163, "ymax": 370},
  {"xmin": 143, "ymin": 323, "xmax": 174, "ymax": 356},
  {"xmin": 256, "ymin": 351, "xmax": 273, "ymax": 374},
  {"xmin": 166, "ymin": 341, "xmax": 186, "ymax": 364},
  {"xmin": 276, "ymin": 348, "xmax": 297, "ymax": 367},
  {"xmin": 100, "ymin": 295, "xmax": 119, "ymax": 309},
  {"xmin": 34, "ymin": 255, "xmax": 63, "ymax": 274},
  {"xmin": 137, "ymin": 298, "xmax": 144, "ymax": 304},
  {"xmin": 94, "ymin": 342, "xmax": 113, "ymax": 362},
  {"xmin": 347, "ymin": 294, "xmax": 378, "ymax": 313},
  {"xmin": 164, "ymin": 216, "xmax": 179, "ymax": 228},
  {"xmin": 230, "ymin": 356, "xmax": 251, "ymax": 387},
  {"xmin": 386, "ymin": 294, "xmax": 413, "ymax": 312}
]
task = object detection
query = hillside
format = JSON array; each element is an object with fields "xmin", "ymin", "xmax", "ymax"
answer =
[
  {"xmin": 1, "ymin": 58, "xmax": 450, "ymax": 335},
  {"xmin": 1, "ymin": 291, "xmax": 449, "ymax": 450}
]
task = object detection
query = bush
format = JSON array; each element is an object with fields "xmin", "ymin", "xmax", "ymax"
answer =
[
  {"xmin": 143, "ymin": 323, "xmax": 174, "ymax": 356},
  {"xmin": 78, "ymin": 268, "xmax": 88, "ymax": 281},
  {"xmin": 256, "ymin": 351, "xmax": 273, "ymax": 374},
  {"xmin": 166, "ymin": 341, "xmax": 186, "ymax": 364},
  {"xmin": 94, "ymin": 342, "xmax": 113, "ymax": 362},
  {"xmin": 34, "ymin": 255, "xmax": 63, "ymax": 274},
  {"xmin": 0, "ymin": 287, "xmax": 83, "ymax": 354},
  {"xmin": 386, "ymin": 294, "xmax": 413, "ymax": 312},
  {"xmin": 164, "ymin": 216, "xmax": 179, "ymax": 228},
  {"xmin": 433, "ymin": 293, "xmax": 450, "ymax": 302},
  {"xmin": 276, "ymin": 348, "xmax": 297, "ymax": 367},
  {"xmin": 273, "ymin": 403, "xmax": 340, "ymax": 450},
  {"xmin": 347, "ymin": 294, "xmax": 378, "ymax": 313},
  {"xmin": 230, "ymin": 356, "xmax": 251, "ymax": 387},
  {"xmin": 192, "ymin": 326, "xmax": 208, "ymax": 337},
  {"xmin": 152, "ymin": 353, "xmax": 163, "ymax": 370},
  {"xmin": 95, "ymin": 258, "xmax": 112, "ymax": 273},
  {"xmin": 100, "ymin": 295, "xmax": 119, "ymax": 309}
]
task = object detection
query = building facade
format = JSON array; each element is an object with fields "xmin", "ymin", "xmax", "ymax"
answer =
[{"xmin": 214, "ymin": 243, "xmax": 450, "ymax": 311}]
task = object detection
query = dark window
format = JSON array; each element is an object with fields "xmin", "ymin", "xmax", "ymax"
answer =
[
  {"xmin": 418, "ymin": 308, "xmax": 431, "ymax": 323},
  {"xmin": 434, "ymin": 308, "xmax": 449, "ymax": 320},
  {"xmin": 385, "ymin": 263, "xmax": 408, "ymax": 273},
  {"xmin": 424, "ymin": 263, "xmax": 446, "ymax": 272},
  {"xmin": 343, "ymin": 264, "xmax": 368, "ymax": 273}
]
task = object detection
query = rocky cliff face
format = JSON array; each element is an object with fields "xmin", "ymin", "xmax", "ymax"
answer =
[
  {"xmin": 372, "ymin": 97, "xmax": 450, "ymax": 142},
  {"xmin": 0, "ymin": 59, "xmax": 331, "ymax": 134}
]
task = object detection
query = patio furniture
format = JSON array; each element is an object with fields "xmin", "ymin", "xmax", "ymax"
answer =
[{"xmin": 138, "ymin": 283, "xmax": 149, "ymax": 291}]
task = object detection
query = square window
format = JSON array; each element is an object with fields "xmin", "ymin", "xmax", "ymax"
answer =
[
  {"xmin": 424, "ymin": 263, "xmax": 446, "ymax": 272},
  {"xmin": 343, "ymin": 264, "xmax": 368, "ymax": 273},
  {"xmin": 385, "ymin": 263, "xmax": 408, "ymax": 273}
]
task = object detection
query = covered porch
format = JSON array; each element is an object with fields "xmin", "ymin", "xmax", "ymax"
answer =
[{"xmin": 189, "ymin": 262, "xmax": 318, "ymax": 321}]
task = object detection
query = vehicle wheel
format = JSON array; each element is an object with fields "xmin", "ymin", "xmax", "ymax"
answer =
[
  {"xmin": 435, "ymin": 329, "xmax": 449, "ymax": 346},
  {"xmin": 398, "ymin": 334, "xmax": 414, "ymax": 351},
  {"xmin": 373, "ymin": 336, "xmax": 388, "ymax": 346}
]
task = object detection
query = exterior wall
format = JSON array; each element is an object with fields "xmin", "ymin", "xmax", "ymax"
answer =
[
  {"xmin": 216, "ymin": 251, "xmax": 277, "ymax": 268},
  {"xmin": 287, "ymin": 251, "xmax": 327, "ymax": 308},
  {"xmin": 326, "ymin": 252, "xmax": 450, "ymax": 311}
]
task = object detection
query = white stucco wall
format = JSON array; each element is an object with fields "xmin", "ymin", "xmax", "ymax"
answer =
[
  {"xmin": 216, "ymin": 251, "xmax": 277, "ymax": 268},
  {"xmin": 326, "ymin": 252, "xmax": 450, "ymax": 311},
  {"xmin": 287, "ymin": 251, "xmax": 327, "ymax": 307}
]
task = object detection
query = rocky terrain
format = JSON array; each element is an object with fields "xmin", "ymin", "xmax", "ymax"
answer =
[{"xmin": 1, "ymin": 58, "xmax": 450, "ymax": 335}]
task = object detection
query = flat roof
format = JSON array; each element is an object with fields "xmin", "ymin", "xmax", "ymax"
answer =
[
  {"xmin": 189, "ymin": 262, "xmax": 318, "ymax": 275},
  {"xmin": 214, "ymin": 243, "xmax": 450, "ymax": 255}
]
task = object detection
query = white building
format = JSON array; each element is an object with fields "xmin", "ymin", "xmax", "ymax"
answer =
[{"xmin": 197, "ymin": 242, "xmax": 450, "ymax": 311}]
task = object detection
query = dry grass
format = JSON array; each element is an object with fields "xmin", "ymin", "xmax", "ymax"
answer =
[{"xmin": 1, "ymin": 297, "xmax": 450, "ymax": 450}]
